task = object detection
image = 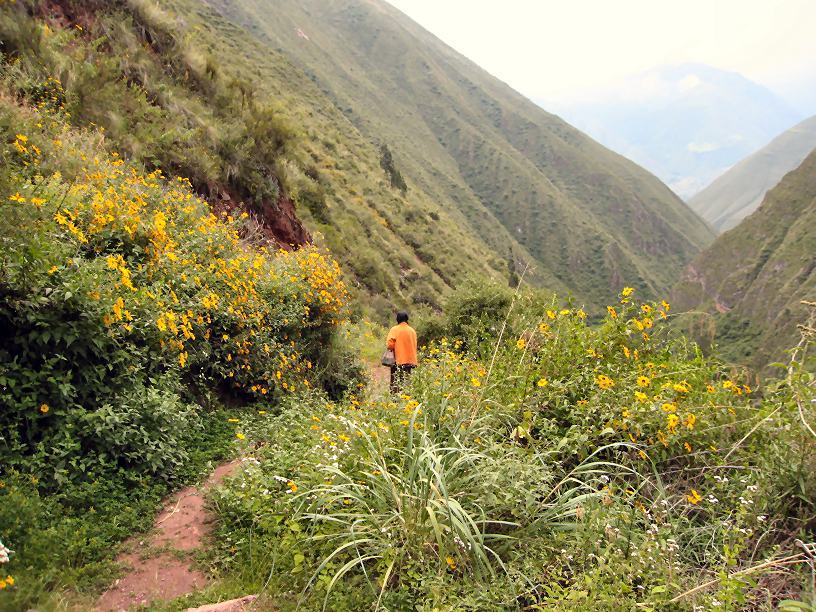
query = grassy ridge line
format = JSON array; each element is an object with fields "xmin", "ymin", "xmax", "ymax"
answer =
[
  {"xmin": 3, "ymin": 0, "xmax": 505, "ymax": 322},
  {"xmin": 161, "ymin": 0, "xmax": 528, "ymax": 314},
  {"xmin": 200, "ymin": 0, "xmax": 718, "ymax": 310},
  {"xmin": 688, "ymin": 114, "xmax": 816, "ymax": 231}
]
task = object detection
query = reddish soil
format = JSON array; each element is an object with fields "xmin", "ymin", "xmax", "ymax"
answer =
[
  {"xmin": 368, "ymin": 363, "xmax": 391, "ymax": 395},
  {"xmin": 95, "ymin": 461, "xmax": 242, "ymax": 612}
]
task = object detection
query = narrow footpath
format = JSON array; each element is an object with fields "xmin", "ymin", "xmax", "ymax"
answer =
[{"xmin": 95, "ymin": 461, "xmax": 249, "ymax": 612}]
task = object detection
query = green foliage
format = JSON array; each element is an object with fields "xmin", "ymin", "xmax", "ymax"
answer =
[
  {"xmin": 379, "ymin": 143, "xmax": 407, "ymax": 195},
  {"xmin": 1, "ymin": 0, "xmax": 303, "ymax": 234},
  {"xmin": 507, "ymin": 248, "xmax": 520, "ymax": 289},
  {"xmin": 209, "ymin": 285, "xmax": 815, "ymax": 611},
  {"xmin": 416, "ymin": 275, "xmax": 514, "ymax": 352},
  {"xmin": 0, "ymin": 405, "xmax": 235, "ymax": 611}
]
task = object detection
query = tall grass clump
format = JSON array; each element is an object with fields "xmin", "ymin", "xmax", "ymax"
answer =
[
  {"xmin": 212, "ymin": 283, "xmax": 815, "ymax": 611},
  {"xmin": 0, "ymin": 0, "xmax": 321, "ymax": 223}
]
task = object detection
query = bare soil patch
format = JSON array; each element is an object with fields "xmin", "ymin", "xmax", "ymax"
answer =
[
  {"xmin": 368, "ymin": 362, "xmax": 390, "ymax": 394},
  {"xmin": 95, "ymin": 461, "xmax": 242, "ymax": 612}
]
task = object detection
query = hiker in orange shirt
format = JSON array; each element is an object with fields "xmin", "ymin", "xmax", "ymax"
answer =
[{"xmin": 386, "ymin": 310, "xmax": 418, "ymax": 393}]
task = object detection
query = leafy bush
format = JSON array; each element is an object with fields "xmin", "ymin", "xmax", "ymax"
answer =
[
  {"xmin": 0, "ymin": 101, "xmax": 361, "ymax": 610},
  {"xmin": 0, "ymin": 108, "xmax": 355, "ymax": 489},
  {"xmin": 210, "ymin": 289, "xmax": 816, "ymax": 611}
]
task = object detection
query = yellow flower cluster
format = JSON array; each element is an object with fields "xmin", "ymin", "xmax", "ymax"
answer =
[
  {"xmin": 596, "ymin": 374, "xmax": 615, "ymax": 389},
  {"xmin": 13, "ymin": 121, "xmax": 350, "ymax": 399}
]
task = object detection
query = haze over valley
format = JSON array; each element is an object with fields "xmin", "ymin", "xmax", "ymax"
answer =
[{"xmin": 538, "ymin": 63, "xmax": 805, "ymax": 200}]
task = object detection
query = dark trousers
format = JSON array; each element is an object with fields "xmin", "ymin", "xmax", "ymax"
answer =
[{"xmin": 389, "ymin": 364, "xmax": 414, "ymax": 394}]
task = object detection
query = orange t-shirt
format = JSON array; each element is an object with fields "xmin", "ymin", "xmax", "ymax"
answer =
[{"xmin": 386, "ymin": 322, "xmax": 418, "ymax": 366}]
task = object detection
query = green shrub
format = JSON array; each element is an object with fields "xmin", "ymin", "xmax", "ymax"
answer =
[
  {"xmin": 209, "ymin": 289, "xmax": 816, "ymax": 611},
  {"xmin": 0, "ymin": 107, "xmax": 356, "ymax": 489}
]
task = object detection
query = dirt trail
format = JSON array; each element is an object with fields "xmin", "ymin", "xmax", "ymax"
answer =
[
  {"xmin": 96, "ymin": 461, "xmax": 242, "ymax": 612},
  {"xmin": 96, "ymin": 364, "xmax": 389, "ymax": 610},
  {"xmin": 368, "ymin": 362, "xmax": 390, "ymax": 394}
]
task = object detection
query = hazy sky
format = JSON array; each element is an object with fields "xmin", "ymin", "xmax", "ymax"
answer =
[{"xmin": 385, "ymin": 0, "xmax": 816, "ymax": 113}]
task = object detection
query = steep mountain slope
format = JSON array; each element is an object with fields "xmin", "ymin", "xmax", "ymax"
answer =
[
  {"xmin": 687, "ymin": 115, "xmax": 816, "ymax": 231},
  {"xmin": 671, "ymin": 147, "xmax": 816, "ymax": 375},
  {"xmin": 8, "ymin": 0, "xmax": 716, "ymax": 320},
  {"xmin": 540, "ymin": 64, "xmax": 804, "ymax": 199},
  {"xmin": 190, "ymin": 0, "xmax": 717, "ymax": 311},
  {"xmin": 3, "ymin": 0, "xmax": 514, "ymax": 323}
]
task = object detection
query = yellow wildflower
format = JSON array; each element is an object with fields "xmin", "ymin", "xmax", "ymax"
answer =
[
  {"xmin": 637, "ymin": 375, "xmax": 650, "ymax": 388},
  {"xmin": 596, "ymin": 375, "xmax": 615, "ymax": 389}
]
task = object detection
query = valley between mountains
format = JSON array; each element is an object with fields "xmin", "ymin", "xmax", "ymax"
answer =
[{"xmin": 1, "ymin": 0, "xmax": 815, "ymax": 611}]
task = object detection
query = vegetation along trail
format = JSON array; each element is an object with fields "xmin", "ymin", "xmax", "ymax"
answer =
[{"xmin": 1, "ymin": 0, "xmax": 815, "ymax": 611}]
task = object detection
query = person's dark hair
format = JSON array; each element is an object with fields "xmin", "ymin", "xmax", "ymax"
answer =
[{"xmin": 396, "ymin": 310, "xmax": 409, "ymax": 324}]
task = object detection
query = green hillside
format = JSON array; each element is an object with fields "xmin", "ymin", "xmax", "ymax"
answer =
[
  {"xmin": 3, "ymin": 2, "xmax": 816, "ymax": 610},
  {"xmin": 179, "ymin": 0, "xmax": 717, "ymax": 312},
  {"xmin": 1, "ymin": 0, "xmax": 718, "ymax": 319},
  {"xmin": 671, "ymin": 146, "xmax": 816, "ymax": 375},
  {"xmin": 688, "ymin": 115, "xmax": 816, "ymax": 231}
]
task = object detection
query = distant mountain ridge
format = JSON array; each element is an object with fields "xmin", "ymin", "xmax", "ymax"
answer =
[
  {"xmin": 671, "ymin": 146, "xmax": 816, "ymax": 375},
  {"xmin": 688, "ymin": 115, "xmax": 816, "ymax": 230},
  {"xmin": 538, "ymin": 63, "xmax": 803, "ymax": 199},
  {"xmin": 187, "ymin": 0, "xmax": 716, "ymax": 312}
]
